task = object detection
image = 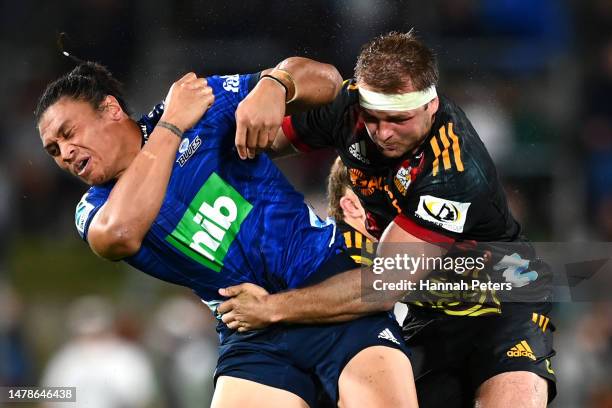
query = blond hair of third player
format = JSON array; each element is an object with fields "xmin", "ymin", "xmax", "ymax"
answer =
[{"xmin": 327, "ymin": 157, "xmax": 376, "ymax": 241}]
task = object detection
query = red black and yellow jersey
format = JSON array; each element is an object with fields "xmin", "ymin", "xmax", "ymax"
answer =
[
  {"xmin": 283, "ymin": 79, "xmax": 552, "ymax": 316},
  {"xmin": 336, "ymin": 221, "xmax": 376, "ymax": 266}
]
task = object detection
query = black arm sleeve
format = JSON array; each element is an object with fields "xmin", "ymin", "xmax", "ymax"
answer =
[{"xmin": 282, "ymin": 79, "xmax": 359, "ymax": 151}]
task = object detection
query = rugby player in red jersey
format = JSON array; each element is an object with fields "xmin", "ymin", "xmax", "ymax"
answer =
[{"xmin": 220, "ymin": 31, "xmax": 555, "ymax": 407}]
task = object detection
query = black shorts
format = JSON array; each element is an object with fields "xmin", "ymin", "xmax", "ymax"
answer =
[{"xmin": 403, "ymin": 302, "xmax": 556, "ymax": 407}]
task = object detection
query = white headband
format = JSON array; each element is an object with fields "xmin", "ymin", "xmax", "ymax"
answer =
[{"xmin": 358, "ymin": 85, "xmax": 437, "ymax": 111}]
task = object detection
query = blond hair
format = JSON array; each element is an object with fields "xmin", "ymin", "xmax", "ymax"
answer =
[{"xmin": 327, "ymin": 157, "xmax": 351, "ymax": 220}]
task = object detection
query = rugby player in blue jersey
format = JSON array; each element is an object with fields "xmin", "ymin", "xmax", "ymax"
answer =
[{"xmin": 35, "ymin": 58, "xmax": 417, "ymax": 408}]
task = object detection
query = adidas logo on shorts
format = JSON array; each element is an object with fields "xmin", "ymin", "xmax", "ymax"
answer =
[
  {"xmin": 378, "ymin": 328, "xmax": 400, "ymax": 345},
  {"xmin": 506, "ymin": 340, "xmax": 536, "ymax": 361}
]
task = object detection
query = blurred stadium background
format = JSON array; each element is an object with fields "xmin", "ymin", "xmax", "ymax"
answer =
[{"xmin": 1, "ymin": 0, "xmax": 611, "ymax": 407}]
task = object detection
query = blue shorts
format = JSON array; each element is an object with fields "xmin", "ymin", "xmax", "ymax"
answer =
[
  {"xmin": 214, "ymin": 248, "xmax": 409, "ymax": 405},
  {"xmin": 215, "ymin": 312, "xmax": 409, "ymax": 407}
]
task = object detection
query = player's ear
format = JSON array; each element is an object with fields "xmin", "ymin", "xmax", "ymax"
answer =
[
  {"xmin": 340, "ymin": 193, "xmax": 362, "ymax": 219},
  {"xmin": 427, "ymin": 96, "xmax": 439, "ymax": 115},
  {"xmin": 100, "ymin": 95, "xmax": 124, "ymax": 121}
]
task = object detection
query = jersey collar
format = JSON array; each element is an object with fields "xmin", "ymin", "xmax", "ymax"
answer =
[{"xmin": 137, "ymin": 119, "xmax": 150, "ymax": 146}]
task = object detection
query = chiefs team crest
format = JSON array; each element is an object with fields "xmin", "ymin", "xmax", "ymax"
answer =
[
  {"xmin": 394, "ymin": 153, "xmax": 425, "ymax": 196},
  {"xmin": 394, "ymin": 159, "xmax": 413, "ymax": 196}
]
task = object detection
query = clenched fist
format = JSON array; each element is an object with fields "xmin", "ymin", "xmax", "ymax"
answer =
[
  {"xmin": 234, "ymin": 77, "xmax": 286, "ymax": 159},
  {"xmin": 161, "ymin": 72, "xmax": 215, "ymax": 132}
]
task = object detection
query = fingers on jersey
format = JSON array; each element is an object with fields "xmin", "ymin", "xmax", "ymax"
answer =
[
  {"xmin": 183, "ymin": 77, "xmax": 208, "ymax": 89},
  {"xmin": 234, "ymin": 76, "xmax": 286, "ymax": 160},
  {"xmin": 220, "ymin": 309, "xmax": 256, "ymax": 332},
  {"xmin": 218, "ymin": 282, "xmax": 261, "ymax": 300},
  {"xmin": 234, "ymin": 120, "xmax": 249, "ymax": 159},
  {"xmin": 162, "ymin": 73, "xmax": 215, "ymax": 131},
  {"xmin": 235, "ymin": 114, "xmax": 281, "ymax": 159},
  {"xmin": 182, "ymin": 76, "xmax": 213, "ymax": 100},
  {"xmin": 220, "ymin": 306, "xmax": 240, "ymax": 329},
  {"xmin": 218, "ymin": 283, "xmax": 272, "ymax": 332}
]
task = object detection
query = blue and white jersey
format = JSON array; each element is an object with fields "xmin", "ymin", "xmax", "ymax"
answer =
[{"xmin": 74, "ymin": 73, "xmax": 343, "ymax": 313}]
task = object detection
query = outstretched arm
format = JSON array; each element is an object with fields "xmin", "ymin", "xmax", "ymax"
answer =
[
  {"xmin": 218, "ymin": 222, "xmax": 446, "ymax": 331},
  {"xmin": 218, "ymin": 267, "xmax": 374, "ymax": 329}
]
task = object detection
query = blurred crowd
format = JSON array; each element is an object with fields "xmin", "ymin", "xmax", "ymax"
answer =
[{"xmin": 0, "ymin": 0, "xmax": 611, "ymax": 407}]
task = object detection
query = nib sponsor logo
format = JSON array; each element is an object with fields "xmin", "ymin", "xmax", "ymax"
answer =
[{"xmin": 166, "ymin": 173, "xmax": 252, "ymax": 272}]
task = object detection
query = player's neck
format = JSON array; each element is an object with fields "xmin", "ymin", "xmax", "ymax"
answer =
[{"xmin": 113, "ymin": 119, "xmax": 145, "ymax": 180}]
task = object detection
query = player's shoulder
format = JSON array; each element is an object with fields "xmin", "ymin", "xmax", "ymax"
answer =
[
  {"xmin": 336, "ymin": 221, "xmax": 376, "ymax": 265},
  {"xmin": 432, "ymin": 96, "xmax": 491, "ymax": 160},
  {"xmin": 340, "ymin": 78, "xmax": 361, "ymax": 105},
  {"xmin": 206, "ymin": 72, "xmax": 259, "ymax": 97},
  {"xmin": 314, "ymin": 77, "xmax": 360, "ymax": 117},
  {"xmin": 138, "ymin": 103, "xmax": 164, "ymax": 143},
  {"xmin": 202, "ymin": 73, "xmax": 261, "ymax": 123},
  {"xmin": 393, "ymin": 97, "xmax": 514, "ymax": 238},
  {"xmin": 322, "ymin": 78, "xmax": 362, "ymax": 132},
  {"xmin": 419, "ymin": 95, "xmax": 498, "ymax": 192},
  {"xmin": 76, "ymin": 184, "xmax": 112, "ymax": 206},
  {"xmin": 75, "ymin": 184, "xmax": 112, "ymax": 239}
]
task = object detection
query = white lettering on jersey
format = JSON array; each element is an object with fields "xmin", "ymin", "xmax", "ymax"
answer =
[
  {"xmin": 189, "ymin": 196, "xmax": 238, "ymax": 260},
  {"xmin": 75, "ymin": 193, "xmax": 96, "ymax": 237},
  {"xmin": 221, "ymin": 74, "xmax": 240, "ymax": 93}
]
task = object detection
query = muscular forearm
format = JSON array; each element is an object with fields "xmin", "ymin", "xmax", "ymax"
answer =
[
  {"xmin": 264, "ymin": 267, "xmax": 397, "ymax": 324},
  {"xmin": 235, "ymin": 57, "xmax": 341, "ymax": 160},
  {"xmin": 255, "ymin": 237, "xmax": 444, "ymax": 325},
  {"xmin": 89, "ymin": 125, "xmax": 180, "ymax": 259},
  {"xmin": 274, "ymin": 56, "xmax": 342, "ymax": 113}
]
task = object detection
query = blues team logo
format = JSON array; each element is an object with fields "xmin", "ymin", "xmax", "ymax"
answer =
[
  {"xmin": 177, "ymin": 136, "xmax": 202, "ymax": 167},
  {"xmin": 178, "ymin": 137, "xmax": 190, "ymax": 154}
]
